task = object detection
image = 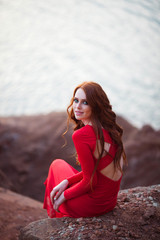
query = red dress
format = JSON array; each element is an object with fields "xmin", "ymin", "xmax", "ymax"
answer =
[{"xmin": 43, "ymin": 125, "xmax": 122, "ymax": 218}]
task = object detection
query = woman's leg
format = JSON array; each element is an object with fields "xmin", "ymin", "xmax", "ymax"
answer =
[{"xmin": 43, "ymin": 159, "xmax": 79, "ymax": 218}]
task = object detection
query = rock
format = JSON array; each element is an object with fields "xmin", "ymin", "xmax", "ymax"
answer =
[
  {"xmin": 0, "ymin": 169, "xmax": 15, "ymax": 191},
  {"xmin": 19, "ymin": 218, "xmax": 64, "ymax": 240},
  {"xmin": 143, "ymin": 207, "xmax": 155, "ymax": 220},
  {"xmin": 0, "ymin": 112, "xmax": 160, "ymax": 203},
  {"xmin": 0, "ymin": 112, "xmax": 79, "ymax": 202},
  {"xmin": 0, "ymin": 112, "xmax": 159, "ymax": 239},
  {"xmin": 19, "ymin": 184, "xmax": 160, "ymax": 240},
  {"xmin": 0, "ymin": 187, "xmax": 47, "ymax": 240},
  {"xmin": 112, "ymin": 225, "xmax": 118, "ymax": 230},
  {"xmin": 110, "ymin": 220, "xmax": 115, "ymax": 225}
]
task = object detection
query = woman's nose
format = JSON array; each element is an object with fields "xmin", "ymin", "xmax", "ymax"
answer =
[{"xmin": 77, "ymin": 102, "xmax": 81, "ymax": 109}]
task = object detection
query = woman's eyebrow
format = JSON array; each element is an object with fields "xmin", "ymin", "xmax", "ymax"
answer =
[{"xmin": 74, "ymin": 97, "xmax": 87, "ymax": 101}]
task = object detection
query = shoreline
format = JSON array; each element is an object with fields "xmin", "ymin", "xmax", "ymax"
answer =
[{"xmin": 0, "ymin": 110, "xmax": 159, "ymax": 131}]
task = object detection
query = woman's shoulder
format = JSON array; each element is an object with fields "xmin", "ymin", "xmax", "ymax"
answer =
[
  {"xmin": 72, "ymin": 125, "xmax": 96, "ymax": 141},
  {"xmin": 102, "ymin": 128, "xmax": 113, "ymax": 143},
  {"xmin": 102, "ymin": 129, "xmax": 119, "ymax": 155}
]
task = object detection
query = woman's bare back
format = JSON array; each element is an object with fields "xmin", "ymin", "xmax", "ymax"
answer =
[{"xmin": 94, "ymin": 140, "xmax": 123, "ymax": 181}]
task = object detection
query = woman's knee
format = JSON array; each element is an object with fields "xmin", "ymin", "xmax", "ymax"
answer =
[{"xmin": 50, "ymin": 159, "xmax": 66, "ymax": 169}]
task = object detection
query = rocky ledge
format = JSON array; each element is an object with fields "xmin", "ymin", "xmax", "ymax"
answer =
[
  {"xmin": 0, "ymin": 112, "xmax": 160, "ymax": 202},
  {"xmin": 19, "ymin": 185, "xmax": 160, "ymax": 240},
  {"xmin": 0, "ymin": 187, "xmax": 47, "ymax": 240}
]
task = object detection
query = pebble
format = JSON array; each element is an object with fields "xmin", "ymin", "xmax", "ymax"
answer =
[
  {"xmin": 117, "ymin": 231, "xmax": 123, "ymax": 236},
  {"xmin": 148, "ymin": 196, "xmax": 153, "ymax": 201},
  {"xmin": 97, "ymin": 218, "xmax": 102, "ymax": 222},
  {"xmin": 153, "ymin": 202, "xmax": 158, "ymax": 207},
  {"xmin": 80, "ymin": 226, "xmax": 85, "ymax": 231},
  {"xmin": 123, "ymin": 197, "xmax": 130, "ymax": 202},
  {"xmin": 76, "ymin": 217, "xmax": 83, "ymax": 222},
  {"xmin": 138, "ymin": 216, "xmax": 146, "ymax": 225},
  {"xmin": 112, "ymin": 225, "xmax": 118, "ymax": 230},
  {"xmin": 112, "ymin": 211, "xmax": 117, "ymax": 216},
  {"xmin": 147, "ymin": 203, "xmax": 153, "ymax": 207},
  {"xmin": 90, "ymin": 233, "xmax": 97, "ymax": 239},
  {"xmin": 68, "ymin": 225, "xmax": 74, "ymax": 231},
  {"xmin": 111, "ymin": 220, "xmax": 115, "ymax": 225},
  {"xmin": 143, "ymin": 208, "xmax": 155, "ymax": 220},
  {"xmin": 95, "ymin": 224, "xmax": 102, "ymax": 229},
  {"xmin": 118, "ymin": 222, "xmax": 123, "ymax": 227},
  {"xmin": 95, "ymin": 230, "xmax": 101, "ymax": 235}
]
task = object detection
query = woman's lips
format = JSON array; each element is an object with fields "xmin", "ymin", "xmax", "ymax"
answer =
[{"xmin": 75, "ymin": 111, "xmax": 83, "ymax": 116}]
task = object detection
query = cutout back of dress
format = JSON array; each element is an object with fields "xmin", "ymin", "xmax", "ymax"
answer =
[{"xmin": 94, "ymin": 139, "xmax": 123, "ymax": 181}]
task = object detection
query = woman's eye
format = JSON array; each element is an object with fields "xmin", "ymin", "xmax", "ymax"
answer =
[
  {"xmin": 83, "ymin": 101, "xmax": 88, "ymax": 105},
  {"xmin": 73, "ymin": 98, "xmax": 78, "ymax": 103}
]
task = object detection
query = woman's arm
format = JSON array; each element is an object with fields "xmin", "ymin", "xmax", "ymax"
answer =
[
  {"xmin": 66, "ymin": 171, "xmax": 83, "ymax": 186},
  {"xmin": 64, "ymin": 130, "xmax": 97, "ymax": 200}
]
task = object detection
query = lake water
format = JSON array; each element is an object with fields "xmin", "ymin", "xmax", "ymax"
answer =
[{"xmin": 0, "ymin": 0, "xmax": 160, "ymax": 129}]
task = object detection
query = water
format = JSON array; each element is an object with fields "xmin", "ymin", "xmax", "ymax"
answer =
[{"xmin": 0, "ymin": 0, "xmax": 160, "ymax": 129}]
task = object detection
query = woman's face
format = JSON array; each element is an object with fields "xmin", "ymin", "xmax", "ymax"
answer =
[{"xmin": 73, "ymin": 88, "xmax": 92, "ymax": 125}]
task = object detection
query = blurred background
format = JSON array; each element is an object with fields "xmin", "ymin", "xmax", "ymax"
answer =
[
  {"xmin": 0, "ymin": 0, "xmax": 160, "ymax": 129},
  {"xmin": 0, "ymin": 3, "xmax": 160, "ymax": 239}
]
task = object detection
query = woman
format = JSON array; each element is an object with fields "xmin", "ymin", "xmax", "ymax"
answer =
[{"xmin": 43, "ymin": 81, "xmax": 127, "ymax": 218}]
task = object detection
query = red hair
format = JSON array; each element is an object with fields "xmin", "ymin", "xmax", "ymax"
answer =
[{"xmin": 65, "ymin": 81, "xmax": 127, "ymax": 186}]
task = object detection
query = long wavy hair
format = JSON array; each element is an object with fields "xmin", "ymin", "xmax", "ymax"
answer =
[{"xmin": 64, "ymin": 81, "xmax": 127, "ymax": 187}]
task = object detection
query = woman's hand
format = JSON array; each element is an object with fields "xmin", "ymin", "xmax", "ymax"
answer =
[
  {"xmin": 53, "ymin": 192, "xmax": 66, "ymax": 212},
  {"xmin": 50, "ymin": 179, "xmax": 68, "ymax": 208}
]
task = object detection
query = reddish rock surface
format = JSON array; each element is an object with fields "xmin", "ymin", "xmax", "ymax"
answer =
[
  {"xmin": 0, "ymin": 187, "xmax": 47, "ymax": 240},
  {"xmin": 121, "ymin": 123, "xmax": 160, "ymax": 190},
  {"xmin": 19, "ymin": 185, "xmax": 160, "ymax": 240},
  {"xmin": 0, "ymin": 112, "xmax": 79, "ymax": 201},
  {"xmin": 0, "ymin": 112, "xmax": 159, "ymax": 202},
  {"xmin": 0, "ymin": 112, "xmax": 160, "ymax": 240}
]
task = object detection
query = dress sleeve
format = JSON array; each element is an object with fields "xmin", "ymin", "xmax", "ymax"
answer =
[
  {"xmin": 67, "ymin": 171, "xmax": 83, "ymax": 186},
  {"xmin": 64, "ymin": 129, "xmax": 97, "ymax": 200}
]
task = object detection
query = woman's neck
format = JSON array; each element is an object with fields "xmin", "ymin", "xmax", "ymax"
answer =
[{"xmin": 82, "ymin": 120, "xmax": 92, "ymax": 126}]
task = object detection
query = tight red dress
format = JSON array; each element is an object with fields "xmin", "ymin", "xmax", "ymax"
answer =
[{"xmin": 43, "ymin": 125, "xmax": 122, "ymax": 218}]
